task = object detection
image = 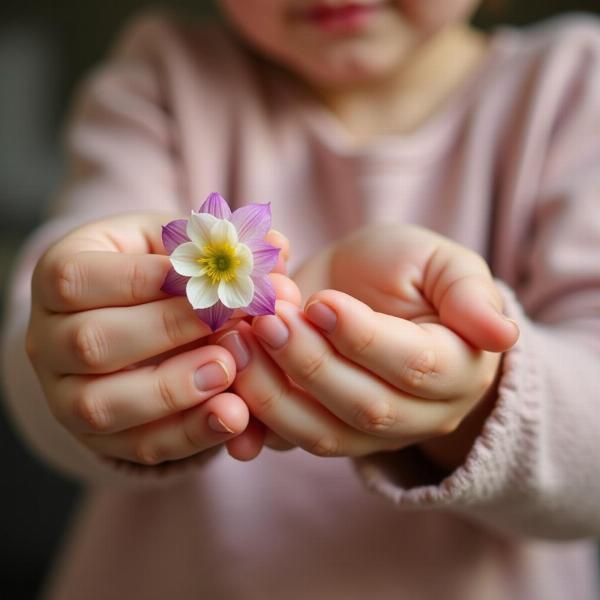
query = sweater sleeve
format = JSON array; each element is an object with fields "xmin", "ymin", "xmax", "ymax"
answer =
[
  {"xmin": 352, "ymin": 20, "xmax": 600, "ymax": 540},
  {"xmin": 0, "ymin": 13, "xmax": 221, "ymax": 488}
]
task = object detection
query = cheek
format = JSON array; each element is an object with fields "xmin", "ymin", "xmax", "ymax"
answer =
[{"xmin": 397, "ymin": 0, "xmax": 480, "ymax": 31}]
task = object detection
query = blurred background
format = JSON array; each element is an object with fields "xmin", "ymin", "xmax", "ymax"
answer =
[{"xmin": 1, "ymin": 1, "xmax": 599, "ymax": 598}]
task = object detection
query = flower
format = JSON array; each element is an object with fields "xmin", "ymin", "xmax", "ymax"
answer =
[{"xmin": 160, "ymin": 192, "xmax": 280, "ymax": 331}]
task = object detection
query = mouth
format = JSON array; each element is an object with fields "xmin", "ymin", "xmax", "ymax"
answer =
[{"xmin": 293, "ymin": 1, "xmax": 389, "ymax": 34}]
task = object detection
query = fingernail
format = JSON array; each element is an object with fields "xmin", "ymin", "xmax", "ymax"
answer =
[
  {"xmin": 253, "ymin": 315, "xmax": 289, "ymax": 349},
  {"xmin": 305, "ymin": 301, "xmax": 337, "ymax": 333},
  {"xmin": 216, "ymin": 330, "xmax": 250, "ymax": 371},
  {"xmin": 208, "ymin": 413, "xmax": 234, "ymax": 434},
  {"xmin": 194, "ymin": 361, "xmax": 230, "ymax": 392}
]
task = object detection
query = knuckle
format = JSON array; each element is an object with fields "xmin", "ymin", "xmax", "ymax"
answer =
[
  {"xmin": 348, "ymin": 325, "xmax": 376, "ymax": 357},
  {"xmin": 133, "ymin": 442, "xmax": 163, "ymax": 466},
  {"xmin": 353, "ymin": 398, "xmax": 395, "ymax": 434},
  {"xmin": 293, "ymin": 348, "xmax": 331, "ymax": 383},
  {"xmin": 55, "ymin": 257, "xmax": 84, "ymax": 307},
  {"xmin": 161, "ymin": 307, "xmax": 189, "ymax": 346},
  {"xmin": 308, "ymin": 434, "xmax": 340, "ymax": 457},
  {"xmin": 253, "ymin": 385, "xmax": 285, "ymax": 419},
  {"xmin": 75, "ymin": 388, "xmax": 110, "ymax": 432},
  {"xmin": 72, "ymin": 321, "xmax": 108, "ymax": 370},
  {"xmin": 126, "ymin": 259, "xmax": 148, "ymax": 304},
  {"xmin": 156, "ymin": 373, "xmax": 182, "ymax": 413},
  {"xmin": 182, "ymin": 418, "xmax": 205, "ymax": 451},
  {"xmin": 399, "ymin": 348, "xmax": 437, "ymax": 390}
]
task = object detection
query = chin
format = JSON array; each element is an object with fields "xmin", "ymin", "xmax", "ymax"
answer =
[
  {"xmin": 294, "ymin": 46, "xmax": 409, "ymax": 89},
  {"xmin": 275, "ymin": 23, "xmax": 420, "ymax": 89}
]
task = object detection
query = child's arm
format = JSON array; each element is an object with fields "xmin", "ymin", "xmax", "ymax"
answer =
[
  {"xmin": 231, "ymin": 20, "xmax": 600, "ymax": 539},
  {"xmin": 225, "ymin": 210, "xmax": 600, "ymax": 538}
]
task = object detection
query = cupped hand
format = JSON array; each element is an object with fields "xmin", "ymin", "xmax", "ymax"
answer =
[
  {"xmin": 327, "ymin": 224, "xmax": 518, "ymax": 351},
  {"xmin": 26, "ymin": 212, "xmax": 293, "ymax": 466},
  {"xmin": 219, "ymin": 225, "xmax": 519, "ymax": 463}
]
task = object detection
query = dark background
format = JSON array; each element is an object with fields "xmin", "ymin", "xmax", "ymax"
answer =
[{"xmin": 1, "ymin": 2, "xmax": 599, "ymax": 598}]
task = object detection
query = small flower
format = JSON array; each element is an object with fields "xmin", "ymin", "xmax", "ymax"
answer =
[{"xmin": 160, "ymin": 192, "xmax": 281, "ymax": 331}]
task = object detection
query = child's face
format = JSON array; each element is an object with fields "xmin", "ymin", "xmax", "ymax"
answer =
[{"xmin": 218, "ymin": 0, "xmax": 482, "ymax": 88}]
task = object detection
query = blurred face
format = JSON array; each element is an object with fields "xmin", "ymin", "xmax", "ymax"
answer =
[{"xmin": 218, "ymin": 0, "xmax": 482, "ymax": 88}]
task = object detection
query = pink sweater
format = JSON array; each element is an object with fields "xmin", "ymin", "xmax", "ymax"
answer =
[{"xmin": 2, "ymin": 11, "xmax": 600, "ymax": 600}]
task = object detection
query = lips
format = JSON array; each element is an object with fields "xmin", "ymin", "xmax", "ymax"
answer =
[{"xmin": 295, "ymin": 1, "xmax": 387, "ymax": 33}]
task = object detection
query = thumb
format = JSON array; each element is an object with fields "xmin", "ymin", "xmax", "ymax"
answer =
[
  {"xmin": 428, "ymin": 246, "xmax": 519, "ymax": 352},
  {"xmin": 438, "ymin": 274, "xmax": 519, "ymax": 351}
]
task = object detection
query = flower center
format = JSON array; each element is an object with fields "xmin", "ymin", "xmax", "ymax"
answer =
[{"xmin": 197, "ymin": 242, "xmax": 241, "ymax": 285}]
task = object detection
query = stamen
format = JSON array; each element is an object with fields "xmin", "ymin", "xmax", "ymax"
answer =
[{"xmin": 197, "ymin": 242, "xmax": 241, "ymax": 285}]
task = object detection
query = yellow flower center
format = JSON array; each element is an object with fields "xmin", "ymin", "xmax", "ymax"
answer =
[{"xmin": 197, "ymin": 242, "xmax": 241, "ymax": 285}]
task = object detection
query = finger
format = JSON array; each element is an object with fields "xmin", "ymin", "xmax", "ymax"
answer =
[
  {"xmin": 438, "ymin": 275, "xmax": 519, "ymax": 352},
  {"xmin": 33, "ymin": 213, "xmax": 181, "ymax": 313},
  {"xmin": 225, "ymin": 417, "xmax": 267, "ymax": 461},
  {"xmin": 251, "ymin": 301, "xmax": 466, "ymax": 440},
  {"xmin": 265, "ymin": 229, "xmax": 290, "ymax": 275},
  {"xmin": 36, "ymin": 251, "xmax": 174, "ymax": 313},
  {"xmin": 263, "ymin": 428, "xmax": 295, "ymax": 451},
  {"xmin": 41, "ymin": 272, "xmax": 298, "ymax": 378},
  {"xmin": 78, "ymin": 392, "xmax": 249, "ymax": 465},
  {"xmin": 302, "ymin": 290, "xmax": 493, "ymax": 400},
  {"xmin": 44, "ymin": 296, "xmax": 214, "ymax": 374},
  {"xmin": 269, "ymin": 273, "xmax": 301, "ymax": 307},
  {"xmin": 424, "ymin": 244, "xmax": 519, "ymax": 352},
  {"xmin": 50, "ymin": 345, "xmax": 236, "ymax": 434},
  {"xmin": 34, "ymin": 215, "xmax": 289, "ymax": 314},
  {"xmin": 218, "ymin": 322, "xmax": 387, "ymax": 457},
  {"xmin": 213, "ymin": 271, "xmax": 301, "ymax": 337}
]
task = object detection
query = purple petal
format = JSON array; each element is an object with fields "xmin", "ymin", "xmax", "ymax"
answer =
[
  {"xmin": 162, "ymin": 220, "xmax": 189, "ymax": 254},
  {"xmin": 161, "ymin": 267, "xmax": 188, "ymax": 296},
  {"xmin": 230, "ymin": 203, "xmax": 271, "ymax": 242},
  {"xmin": 244, "ymin": 276, "xmax": 276, "ymax": 317},
  {"xmin": 247, "ymin": 239, "xmax": 281, "ymax": 275},
  {"xmin": 198, "ymin": 192, "xmax": 232, "ymax": 219},
  {"xmin": 194, "ymin": 302, "xmax": 234, "ymax": 332}
]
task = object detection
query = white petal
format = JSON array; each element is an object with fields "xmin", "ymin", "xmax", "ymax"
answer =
[
  {"xmin": 210, "ymin": 219, "xmax": 238, "ymax": 246},
  {"xmin": 187, "ymin": 212, "xmax": 217, "ymax": 247},
  {"xmin": 170, "ymin": 242, "xmax": 204, "ymax": 277},
  {"xmin": 218, "ymin": 276, "xmax": 254, "ymax": 309},
  {"xmin": 235, "ymin": 243, "xmax": 254, "ymax": 277},
  {"xmin": 186, "ymin": 276, "xmax": 220, "ymax": 309}
]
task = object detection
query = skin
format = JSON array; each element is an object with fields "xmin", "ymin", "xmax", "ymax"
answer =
[
  {"xmin": 214, "ymin": 0, "xmax": 518, "ymax": 470},
  {"xmin": 220, "ymin": 226, "xmax": 518, "ymax": 471},
  {"xmin": 26, "ymin": 213, "xmax": 294, "ymax": 465},
  {"xmin": 26, "ymin": 217, "xmax": 516, "ymax": 471},
  {"xmin": 218, "ymin": 0, "xmax": 489, "ymax": 144},
  {"xmin": 27, "ymin": 1, "xmax": 517, "ymax": 471}
]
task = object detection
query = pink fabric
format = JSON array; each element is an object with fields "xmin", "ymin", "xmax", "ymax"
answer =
[{"xmin": 2, "ymin": 11, "xmax": 600, "ymax": 600}]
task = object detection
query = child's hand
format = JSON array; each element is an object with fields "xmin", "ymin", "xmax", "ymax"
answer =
[
  {"xmin": 26, "ymin": 212, "xmax": 292, "ymax": 466},
  {"xmin": 221, "ymin": 225, "xmax": 519, "ymax": 466}
]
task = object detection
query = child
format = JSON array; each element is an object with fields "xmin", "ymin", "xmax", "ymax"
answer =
[{"xmin": 2, "ymin": 1, "xmax": 600, "ymax": 598}]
